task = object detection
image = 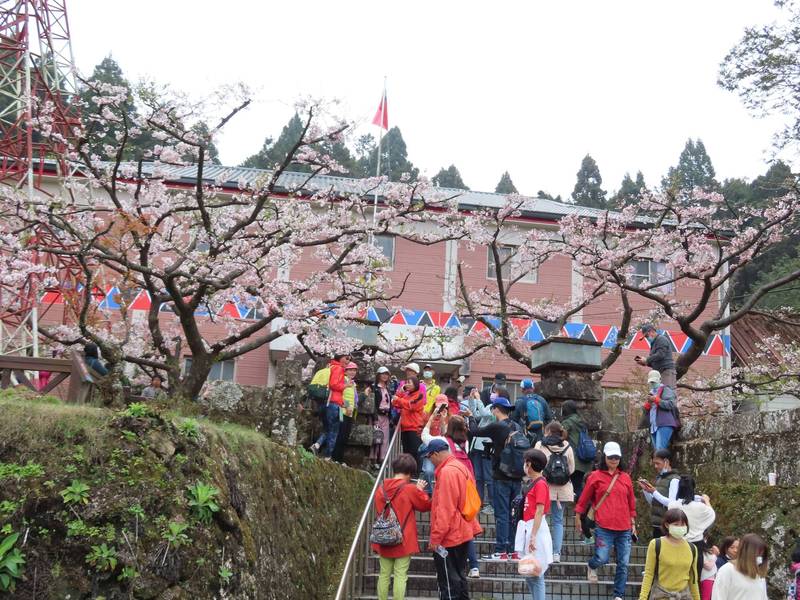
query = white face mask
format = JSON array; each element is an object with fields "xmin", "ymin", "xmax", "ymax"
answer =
[
  {"xmin": 423, "ymin": 370, "xmax": 433, "ymax": 379},
  {"xmin": 668, "ymin": 525, "xmax": 688, "ymax": 539},
  {"xmin": 755, "ymin": 556, "xmax": 764, "ymax": 566}
]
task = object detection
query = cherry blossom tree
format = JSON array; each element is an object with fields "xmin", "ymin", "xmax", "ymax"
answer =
[
  {"xmin": 0, "ymin": 82, "xmax": 470, "ymax": 400},
  {"xmin": 456, "ymin": 185, "xmax": 800, "ymax": 394}
]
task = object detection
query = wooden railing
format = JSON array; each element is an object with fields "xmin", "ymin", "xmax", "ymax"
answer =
[{"xmin": 0, "ymin": 350, "xmax": 98, "ymax": 403}]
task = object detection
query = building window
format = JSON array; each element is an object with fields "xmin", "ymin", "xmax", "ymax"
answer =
[
  {"xmin": 629, "ymin": 258, "xmax": 674, "ymax": 293},
  {"xmin": 482, "ymin": 379, "xmax": 522, "ymax": 402},
  {"xmin": 183, "ymin": 357, "xmax": 235, "ymax": 381},
  {"xmin": 487, "ymin": 246, "xmax": 537, "ymax": 283},
  {"xmin": 374, "ymin": 234, "xmax": 395, "ymax": 269}
]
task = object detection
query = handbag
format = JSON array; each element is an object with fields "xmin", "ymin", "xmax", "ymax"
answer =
[
  {"xmin": 581, "ymin": 473, "xmax": 620, "ymax": 537},
  {"xmin": 373, "ymin": 427, "xmax": 385, "ymax": 445}
]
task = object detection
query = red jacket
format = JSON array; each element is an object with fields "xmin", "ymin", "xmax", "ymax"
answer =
[
  {"xmin": 575, "ymin": 469, "xmax": 637, "ymax": 532},
  {"xmin": 328, "ymin": 360, "xmax": 346, "ymax": 406},
  {"xmin": 371, "ymin": 478, "xmax": 431, "ymax": 558},
  {"xmin": 429, "ymin": 456, "xmax": 482, "ymax": 549},
  {"xmin": 392, "ymin": 388, "xmax": 425, "ymax": 432}
]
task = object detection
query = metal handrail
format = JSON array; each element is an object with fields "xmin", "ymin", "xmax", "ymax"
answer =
[{"xmin": 334, "ymin": 425, "xmax": 403, "ymax": 600}]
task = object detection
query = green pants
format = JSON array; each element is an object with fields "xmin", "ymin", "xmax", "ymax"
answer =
[{"xmin": 377, "ymin": 555, "xmax": 411, "ymax": 600}]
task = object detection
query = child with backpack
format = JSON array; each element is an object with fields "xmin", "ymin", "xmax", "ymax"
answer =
[
  {"xmin": 534, "ymin": 420, "xmax": 575, "ymax": 564},
  {"xmin": 370, "ymin": 453, "xmax": 431, "ymax": 600}
]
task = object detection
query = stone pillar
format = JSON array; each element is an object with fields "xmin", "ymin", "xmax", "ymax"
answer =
[{"xmin": 530, "ymin": 337, "xmax": 607, "ymax": 432}]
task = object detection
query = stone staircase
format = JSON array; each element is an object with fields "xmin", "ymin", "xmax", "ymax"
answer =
[{"xmin": 355, "ymin": 504, "xmax": 646, "ymax": 599}]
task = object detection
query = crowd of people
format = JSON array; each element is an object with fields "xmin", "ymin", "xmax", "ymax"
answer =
[{"xmin": 308, "ymin": 326, "xmax": 792, "ymax": 600}]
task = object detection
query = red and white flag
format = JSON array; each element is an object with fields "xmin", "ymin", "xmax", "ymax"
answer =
[{"xmin": 372, "ymin": 90, "xmax": 388, "ymax": 130}]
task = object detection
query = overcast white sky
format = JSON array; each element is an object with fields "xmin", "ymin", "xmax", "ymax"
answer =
[{"xmin": 70, "ymin": 1, "xmax": 788, "ymax": 199}]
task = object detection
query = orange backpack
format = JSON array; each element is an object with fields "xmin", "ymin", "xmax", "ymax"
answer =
[{"xmin": 461, "ymin": 478, "xmax": 481, "ymax": 522}]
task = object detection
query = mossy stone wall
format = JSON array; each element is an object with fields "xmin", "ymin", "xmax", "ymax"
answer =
[{"xmin": 0, "ymin": 394, "xmax": 372, "ymax": 599}]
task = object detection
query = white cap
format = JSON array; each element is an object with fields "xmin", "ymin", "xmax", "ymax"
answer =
[
  {"xmin": 603, "ymin": 441, "xmax": 622, "ymax": 457},
  {"xmin": 403, "ymin": 362, "xmax": 420, "ymax": 374},
  {"xmin": 458, "ymin": 375, "xmax": 466, "ymax": 383},
  {"xmin": 647, "ymin": 370, "xmax": 661, "ymax": 384},
  {"xmin": 376, "ymin": 366, "xmax": 390, "ymax": 374}
]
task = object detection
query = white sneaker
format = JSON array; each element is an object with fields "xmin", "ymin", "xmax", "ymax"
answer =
[
  {"xmin": 310, "ymin": 442, "xmax": 320, "ymax": 455},
  {"xmin": 587, "ymin": 566, "xmax": 598, "ymax": 583},
  {"xmin": 467, "ymin": 567, "xmax": 480, "ymax": 578},
  {"xmin": 614, "ymin": 597, "xmax": 623, "ymax": 600},
  {"xmin": 552, "ymin": 553, "xmax": 560, "ymax": 563}
]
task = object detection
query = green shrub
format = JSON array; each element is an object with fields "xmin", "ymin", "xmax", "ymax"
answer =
[
  {"xmin": 122, "ymin": 403, "xmax": 150, "ymax": 418},
  {"xmin": 0, "ymin": 532, "xmax": 25, "ymax": 592},
  {"xmin": 178, "ymin": 418, "xmax": 200, "ymax": 440},
  {"xmin": 0, "ymin": 461, "xmax": 44, "ymax": 482},
  {"xmin": 60, "ymin": 480, "xmax": 90, "ymax": 505},
  {"xmin": 86, "ymin": 543, "xmax": 117, "ymax": 572},
  {"xmin": 162, "ymin": 521, "xmax": 190, "ymax": 548},
  {"xmin": 186, "ymin": 481, "xmax": 220, "ymax": 524}
]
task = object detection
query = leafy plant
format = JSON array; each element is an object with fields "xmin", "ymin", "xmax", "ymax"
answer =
[
  {"xmin": 66, "ymin": 519, "xmax": 101, "ymax": 539},
  {"xmin": 162, "ymin": 521, "xmax": 190, "ymax": 548},
  {"xmin": 0, "ymin": 532, "xmax": 25, "ymax": 592},
  {"xmin": 219, "ymin": 565, "xmax": 233, "ymax": 585},
  {"xmin": 0, "ymin": 461, "xmax": 44, "ymax": 482},
  {"xmin": 0, "ymin": 501, "xmax": 18, "ymax": 517},
  {"xmin": 186, "ymin": 482, "xmax": 220, "ymax": 524},
  {"xmin": 86, "ymin": 543, "xmax": 117, "ymax": 572},
  {"xmin": 0, "ymin": 525, "xmax": 11, "ymax": 536},
  {"xmin": 178, "ymin": 418, "xmax": 200, "ymax": 440},
  {"xmin": 122, "ymin": 402, "xmax": 150, "ymax": 418},
  {"xmin": 60, "ymin": 480, "xmax": 90, "ymax": 505},
  {"xmin": 117, "ymin": 566, "xmax": 137, "ymax": 582},
  {"xmin": 121, "ymin": 430, "xmax": 137, "ymax": 441}
]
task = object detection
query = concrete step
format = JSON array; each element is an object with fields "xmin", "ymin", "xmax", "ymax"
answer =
[
  {"xmin": 357, "ymin": 573, "xmax": 642, "ymax": 599},
  {"xmin": 417, "ymin": 539, "xmax": 649, "ymax": 561},
  {"xmin": 415, "ymin": 522, "xmax": 609, "ymax": 545},
  {"xmin": 365, "ymin": 555, "xmax": 645, "ymax": 580}
]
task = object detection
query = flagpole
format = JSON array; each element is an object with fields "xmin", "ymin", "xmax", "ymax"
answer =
[{"xmin": 371, "ymin": 77, "xmax": 386, "ymax": 234}]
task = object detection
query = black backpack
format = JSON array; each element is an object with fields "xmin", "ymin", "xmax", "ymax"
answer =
[
  {"xmin": 543, "ymin": 446, "xmax": 571, "ymax": 486},
  {"xmin": 499, "ymin": 421, "xmax": 531, "ymax": 480}
]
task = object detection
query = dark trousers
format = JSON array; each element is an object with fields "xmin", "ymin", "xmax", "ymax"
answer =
[
  {"xmin": 332, "ymin": 415, "xmax": 353, "ymax": 462},
  {"xmin": 401, "ymin": 430, "xmax": 423, "ymax": 470},
  {"xmin": 692, "ymin": 540, "xmax": 705, "ymax": 584},
  {"xmin": 432, "ymin": 541, "xmax": 470, "ymax": 600},
  {"xmin": 571, "ymin": 470, "xmax": 586, "ymax": 502}
]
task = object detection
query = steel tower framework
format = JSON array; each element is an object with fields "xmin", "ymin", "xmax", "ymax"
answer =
[{"xmin": 0, "ymin": 0, "xmax": 83, "ymax": 356}]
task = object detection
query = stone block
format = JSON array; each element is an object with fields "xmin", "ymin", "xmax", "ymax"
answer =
[{"xmin": 347, "ymin": 424, "xmax": 374, "ymax": 447}]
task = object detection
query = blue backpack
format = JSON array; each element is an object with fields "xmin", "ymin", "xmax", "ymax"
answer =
[
  {"xmin": 576, "ymin": 426, "xmax": 597, "ymax": 463},
  {"xmin": 525, "ymin": 394, "xmax": 545, "ymax": 433}
]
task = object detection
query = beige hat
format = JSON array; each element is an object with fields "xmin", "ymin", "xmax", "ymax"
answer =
[
  {"xmin": 403, "ymin": 362, "xmax": 420, "ymax": 374},
  {"xmin": 647, "ymin": 370, "xmax": 661, "ymax": 384}
]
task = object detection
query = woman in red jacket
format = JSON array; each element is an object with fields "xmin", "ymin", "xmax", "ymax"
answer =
[
  {"xmin": 392, "ymin": 377, "xmax": 425, "ymax": 466},
  {"xmin": 372, "ymin": 453, "xmax": 431, "ymax": 600},
  {"xmin": 574, "ymin": 441, "xmax": 637, "ymax": 600}
]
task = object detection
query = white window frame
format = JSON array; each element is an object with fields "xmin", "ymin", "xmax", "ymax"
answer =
[
  {"xmin": 487, "ymin": 246, "xmax": 537, "ymax": 283},
  {"xmin": 374, "ymin": 234, "xmax": 395, "ymax": 270},
  {"xmin": 183, "ymin": 357, "xmax": 236, "ymax": 382},
  {"xmin": 629, "ymin": 258, "xmax": 674, "ymax": 294}
]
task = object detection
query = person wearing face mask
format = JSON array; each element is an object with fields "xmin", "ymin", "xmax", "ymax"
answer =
[
  {"xmin": 639, "ymin": 508, "xmax": 700, "ymax": 600},
  {"xmin": 639, "ymin": 449, "xmax": 682, "ymax": 540},
  {"xmin": 644, "ymin": 370, "xmax": 680, "ymax": 450},
  {"xmin": 421, "ymin": 364, "xmax": 441, "ymax": 414},
  {"xmin": 711, "ymin": 533, "xmax": 769, "ymax": 600}
]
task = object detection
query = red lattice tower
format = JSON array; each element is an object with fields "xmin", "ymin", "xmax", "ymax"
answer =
[{"xmin": 0, "ymin": 0, "xmax": 83, "ymax": 356}]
